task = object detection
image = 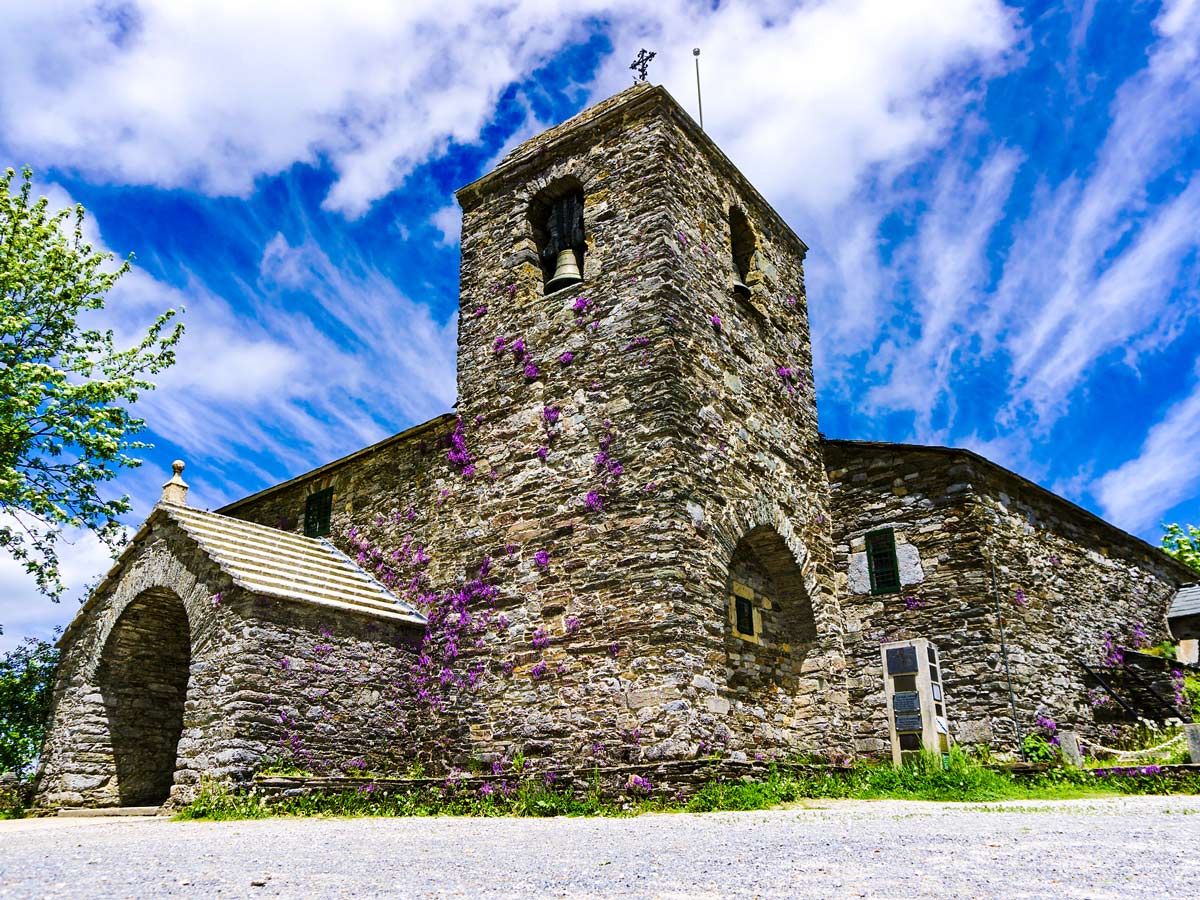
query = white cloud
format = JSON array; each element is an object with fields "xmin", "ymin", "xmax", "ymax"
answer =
[
  {"xmin": 1095, "ymin": 370, "xmax": 1200, "ymax": 533},
  {"xmin": 800, "ymin": 0, "xmax": 1200, "ymax": 542},
  {"xmin": 0, "ymin": 0, "xmax": 1018, "ymax": 219},
  {"xmin": 863, "ymin": 145, "xmax": 1022, "ymax": 440},
  {"xmin": 595, "ymin": 0, "xmax": 1019, "ymax": 215},
  {"xmin": 430, "ymin": 204, "xmax": 462, "ymax": 247},
  {"xmin": 0, "ymin": 525, "xmax": 117, "ymax": 653},
  {"xmin": 0, "ymin": 1, "xmax": 601, "ymax": 217},
  {"xmin": 996, "ymin": 0, "xmax": 1200, "ymax": 424}
]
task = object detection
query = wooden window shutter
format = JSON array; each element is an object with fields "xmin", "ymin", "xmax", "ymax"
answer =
[
  {"xmin": 304, "ymin": 488, "xmax": 333, "ymax": 538},
  {"xmin": 866, "ymin": 528, "xmax": 901, "ymax": 594}
]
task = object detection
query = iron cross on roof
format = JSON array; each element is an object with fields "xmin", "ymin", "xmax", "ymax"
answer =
[{"xmin": 630, "ymin": 48, "xmax": 656, "ymax": 82}]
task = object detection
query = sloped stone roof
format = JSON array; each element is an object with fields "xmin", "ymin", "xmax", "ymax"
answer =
[
  {"xmin": 163, "ymin": 505, "xmax": 425, "ymax": 626},
  {"xmin": 63, "ymin": 504, "xmax": 426, "ymax": 646},
  {"xmin": 1168, "ymin": 584, "xmax": 1200, "ymax": 621}
]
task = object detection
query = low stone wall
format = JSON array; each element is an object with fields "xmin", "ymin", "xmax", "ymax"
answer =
[{"xmin": 254, "ymin": 759, "xmax": 854, "ymax": 803}]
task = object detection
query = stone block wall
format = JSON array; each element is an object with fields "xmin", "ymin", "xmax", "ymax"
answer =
[
  {"xmin": 34, "ymin": 514, "xmax": 422, "ymax": 810},
  {"xmin": 825, "ymin": 440, "xmax": 1189, "ymax": 756},
  {"xmin": 220, "ymin": 83, "xmax": 849, "ymax": 770},
  {"xmin": 825, "ymin": 442, "xmax": 990, "ymax": 755},
  {"xmin": 649, "ymin": 104, "xmax": 848, "ymax": 757},
  {"xmin": 972, "ymin": 461, "xmax": 1185, "ymax": 740}
]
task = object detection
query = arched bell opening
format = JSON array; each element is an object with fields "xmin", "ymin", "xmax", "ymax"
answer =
[
  {"xmin": 729, "ymin": 205, "xmax": 755, "ymax": 298},
  {"xmin": 529, "ymin": 177, "xmax": 586, "ymax": 294},
  {"xmin": 96, "ymin": 588, "xmax": 191, "ymax": 806},
  {"xmin": 725, "ymin": 525, "xmax": 817, "ymax": 700}
]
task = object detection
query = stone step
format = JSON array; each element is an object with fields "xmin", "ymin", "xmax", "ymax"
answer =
[{"xmin": 58, "ymin": 806, "xmax": 161, "ymax": 817}]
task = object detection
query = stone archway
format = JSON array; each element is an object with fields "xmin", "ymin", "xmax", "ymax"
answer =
[
  {"xmin": 725, "ymin": 525, "xmax": 818, "ymax": 699},
  {"xmin": 96, "ymin": 588, "xmax": 191, "ymax": 806}
]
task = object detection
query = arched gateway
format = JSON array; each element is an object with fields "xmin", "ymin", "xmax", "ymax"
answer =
[
  {"xmin": 96, "ymin": 588, "xmax": 191, "ymax": 806},
  {"xmin": 33, "ymin": 465, "xmax": 425, "ymax": 812}
]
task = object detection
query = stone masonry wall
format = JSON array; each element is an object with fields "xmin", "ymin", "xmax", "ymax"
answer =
[
  {"xmin": 972, "ymin": 460, "xmax": 1186, "ymax": 741},
  {"xmin": 825, "ymin": 440, "xmax": 1188, "ymax": 757},
  {"xmin": 825, "ymin": 442, "xmax": 991, "ymax": 756},
  {"xmin": 35, "ymin": 514, "xmax": 422, "ymax": 810},
  {"xmin": 650, "ymin": 104, "xmax": 849, "ymax": 758},
  {"xmin": 217, "ymin": 84, "xmax": 848, "ymax": 771}
]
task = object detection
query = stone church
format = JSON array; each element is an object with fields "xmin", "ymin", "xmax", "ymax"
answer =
[{"xmin": 34, "ymin": 83, "xmax": 1197, "ymax": 810}]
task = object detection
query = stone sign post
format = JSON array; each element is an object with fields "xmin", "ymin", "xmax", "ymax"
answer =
[{"xmin": 881, "ymin": 638, "xmax": 950, "ymax": 766}]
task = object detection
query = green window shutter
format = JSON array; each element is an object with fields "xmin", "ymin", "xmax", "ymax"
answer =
[
  {"xmin": 304, "ymin": 488, "xmax": 333, "ymax": 538},
  {"xmin": 735, "ymin": 596, "xmax": 754, "ymax": 636},
  {"xmin": 866, "ymin": 528, "xmax": 901, "ymax": 594}
]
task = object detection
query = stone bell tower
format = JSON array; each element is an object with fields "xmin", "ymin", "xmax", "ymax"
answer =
[{"xmin": 451, "ymin": 82, "xmax": 848, "ymax": 763}]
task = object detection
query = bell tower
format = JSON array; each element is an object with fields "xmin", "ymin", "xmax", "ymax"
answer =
[{"xmin": 451, "ymin": 83, "xmax": 849, "ymax": 764}]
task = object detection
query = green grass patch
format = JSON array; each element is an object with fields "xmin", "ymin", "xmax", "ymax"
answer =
[{"xmin": 177, "ymin": 750, "xmax": 1200, "ymax": 821}]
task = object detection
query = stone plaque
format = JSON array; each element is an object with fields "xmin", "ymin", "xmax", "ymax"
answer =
[
  {"xmin": 894, "ymin": 714, "xmax": 923, "ymax": 732},
  {"xmin": 886, "ymin": 646, "xmax": 918, "ymax": 675},
  {"xmin": 892, "ymin": 691, "xmax": 921, "ymax": 713}
]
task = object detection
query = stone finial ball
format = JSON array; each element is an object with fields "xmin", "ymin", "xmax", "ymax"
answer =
[{"xmin": 172, "ymin": 460, "xmax": 185, "ymax": 475}]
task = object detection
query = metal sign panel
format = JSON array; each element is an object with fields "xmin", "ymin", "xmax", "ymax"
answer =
[
  {"xmin": 886, "ymin": 646, "xmax": 918, "ymax": 675},
  {"xmin": 892, "ymin": 691, "xmax": 921, "ymax": 713}
]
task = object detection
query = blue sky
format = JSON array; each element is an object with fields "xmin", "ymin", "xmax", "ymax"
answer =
[{"xmin": 2, "ymin": 0, "xmax": 1199, "ymax": 649}]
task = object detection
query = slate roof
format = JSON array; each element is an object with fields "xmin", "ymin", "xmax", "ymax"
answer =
[
  {"xmin": 163, "ymin": 505, "xmax": 426, "ymax": 626},
  {"xmin": 62, "ymin": 504, "xmax": 425, "ymax": 647},
  {"xmin": 1168, "ymin": 584, "xmax": 1200, "ymax": 622}
]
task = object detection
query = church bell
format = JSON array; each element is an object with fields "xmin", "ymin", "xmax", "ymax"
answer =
[{"xmin": 546, "ymin": 249, "xmax": 583, "ymax": 292}]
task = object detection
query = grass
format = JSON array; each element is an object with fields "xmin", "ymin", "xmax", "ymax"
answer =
[{"xmin": 175, "ymin": 748, "xmax": 1200, "ymax": 821}]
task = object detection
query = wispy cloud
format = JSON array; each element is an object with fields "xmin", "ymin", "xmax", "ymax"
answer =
[
  {"xmin": 3, "ymin": 0, "xmax": 1200, "ymax": 650},
  {"xmin": 1095, "ymin": 367, "xmax": 1200, "ymax": 533}
]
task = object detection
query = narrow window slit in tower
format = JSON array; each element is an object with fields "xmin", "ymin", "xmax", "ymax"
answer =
[{"xmin": 729, "ymin": 205, "xmax": 754, "ymax": 298}]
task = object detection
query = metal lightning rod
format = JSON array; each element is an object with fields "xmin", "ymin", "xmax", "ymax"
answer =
[{"xmin": 693, "ymin": 47, "xmax": 704, "ymax": 130}]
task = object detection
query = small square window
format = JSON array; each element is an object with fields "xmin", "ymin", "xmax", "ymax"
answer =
[
  {"xmin": 866, "ymin": 528, "xmax": 901, "ymax": 594},
  {"xmin": 734, "ymin": 596, "xmax": 754, "ymax": 636},
  {"xmin": 304, "ymin": 488, "xmax": 333, "ymax": 538}
]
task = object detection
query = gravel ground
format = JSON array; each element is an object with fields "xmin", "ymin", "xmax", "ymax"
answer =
[{"xmin": 2, "ymin": 796, "xmax": 1198, "ymax": 899}]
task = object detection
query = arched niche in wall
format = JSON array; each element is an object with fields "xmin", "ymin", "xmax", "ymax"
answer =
[
  {"xmin": 729, "ymin": 205, "xmax": 756, "ymax": 298},
  {"xmin": 528, "ymin": 177, "xmax": 586, "ymax": 294},
  {"xmin": 725, "ymin": 525, "xmax": 818, "ymax": 699}
]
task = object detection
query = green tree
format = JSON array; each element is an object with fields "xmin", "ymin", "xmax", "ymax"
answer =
[
  {"xmin": 0, "ymin": 636, "xmax": 59, "ymax": 778},
  {"xmin": 1162, "ymin": 523, "xmax": 1200, "ymax": 574},
  {"xmin": 1, "ymin": 166, "xmax": 182, "ymax": 605}
]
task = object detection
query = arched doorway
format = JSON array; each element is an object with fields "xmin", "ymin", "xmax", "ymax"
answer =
[
  {"xmin": 97, "ymin": 588, "xmax": 191, "ymax": 806},
  {"xmin": 726, "ymin": 526, "xmax": 817, "ymax": 698}
]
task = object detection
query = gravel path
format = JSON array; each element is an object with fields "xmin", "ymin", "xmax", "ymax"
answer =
[{"xmin": 2, "ymin": 796, "xmax": 1198, "ymax": 899}]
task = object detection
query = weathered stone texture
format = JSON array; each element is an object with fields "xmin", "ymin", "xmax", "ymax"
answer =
[
  {"xmin": 826, "ymin": 440, "xmax": 1190, "ymax": 755},
  {"xmin": 36, "ymin": 84, "xmax": 1195, "ymax": 809},
  {"xmin": 220, "ymin": 84, "xmax": 850, "ymax": 770},
  {"xmin": 35, "ymin": 515, "xmax": 420, "ymax": 810}
]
